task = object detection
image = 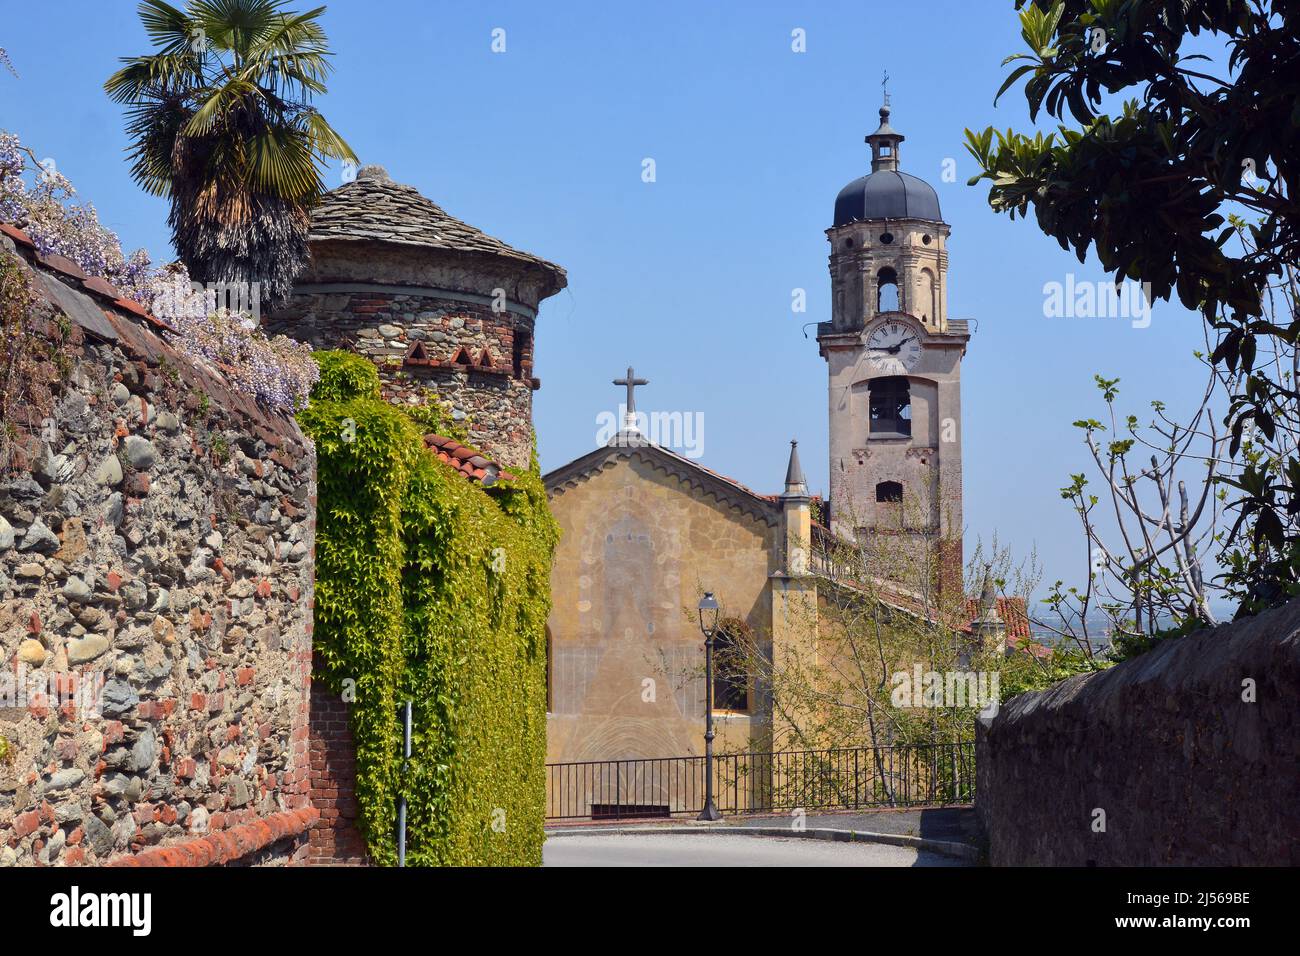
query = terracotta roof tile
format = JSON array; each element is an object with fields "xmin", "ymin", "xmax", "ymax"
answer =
[
  {"xmin": 963, "ymin": 596, "xmax": 1033, "ymax": 641},
  {"xmin": 81, "ymin": 275, "xmax": 120, "ymax": 299},
  {"xmin": 0, "ymin": 223, "xmax": 35, "ymax": 247},
  {"xmin": 35, "ymin": 251, "xmax": 86, "ymax": 280},
  {"xmin": 422, "ymin": 432, "xmax": 514, "ymax": 485}
]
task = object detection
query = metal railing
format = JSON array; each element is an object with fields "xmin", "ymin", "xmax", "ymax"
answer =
[{"xmin": 545, "ymin": 741, "xmax": 974, "ymax": 821}]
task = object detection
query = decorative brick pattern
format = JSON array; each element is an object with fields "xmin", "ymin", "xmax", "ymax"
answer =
[{"xmin": 268, "ymin": 290, "xmax": 538, "ymax": 469}]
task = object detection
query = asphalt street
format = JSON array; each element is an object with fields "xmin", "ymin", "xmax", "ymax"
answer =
[{"xmin": 542, "ymin": 832, "xmax": 970, "ymax": 867}]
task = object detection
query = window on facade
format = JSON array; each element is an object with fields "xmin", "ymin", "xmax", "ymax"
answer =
[
  {"xmin": 712, "ymin": 624, "xmax": 748, "ymax": 712},
  {"xmin": 513, "ymin": 331, "xmax": 531, "ymax": 379},
  {"xmin": 869, "ymin": 376, "xmax": 911, "ymax": 436},
  {"xmin": 876, "ymin": 480, "xmax": 903, "ymax": 503},
  {"xmin": 877, "ymin": 267, "xmax": 899, "ymax": 311}
]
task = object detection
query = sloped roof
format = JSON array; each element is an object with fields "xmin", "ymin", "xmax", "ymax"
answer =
[
  {"xmin": 2, "ymin": 220, "xmax": 509, "ymax": 491},
  {"xmin": 544, "ymin": 430, "xmax": 780, "ymax": 527},
  {"xmin": 308, "ymin": 165, "xmax": 567, "ymax": 296},
  {"xmin": 0, "ymin": 222, "xmax": 303, "ymax": 449}
]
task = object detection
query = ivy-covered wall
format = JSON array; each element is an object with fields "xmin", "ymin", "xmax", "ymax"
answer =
[{"xmin": 300, "ymin": 352, "xmax": 557, "ymax": 866}]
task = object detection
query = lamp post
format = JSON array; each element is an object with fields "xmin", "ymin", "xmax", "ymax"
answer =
[{"xmin": 697, "ymin": 592, "xmax": 722, "ymax": 821}]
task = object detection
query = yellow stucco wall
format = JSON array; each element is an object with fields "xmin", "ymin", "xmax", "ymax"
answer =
[{"xmin": 545, "ymin": 452, "xmax": 779, "ymax": 765}]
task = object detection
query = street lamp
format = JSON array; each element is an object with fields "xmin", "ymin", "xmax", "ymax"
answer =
[{"xmin": 697, "ymin": 592, "xmax": 722, "ymax": 821}]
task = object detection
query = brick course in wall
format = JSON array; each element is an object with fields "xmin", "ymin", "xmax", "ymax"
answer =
[{"xmin": 306, "ymin": 674, "xmax": 368, "ymax": 865}]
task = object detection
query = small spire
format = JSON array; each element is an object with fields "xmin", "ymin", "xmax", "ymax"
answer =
[
  {"xmin": 782, "ymin": 440, "xmax": 809, "ymax": 499},
  {"xmin": 865, "ymin": 90, "xmax": 904, "ymax": 173},
  {"xmin": 974, "ymin": 564, "xmax": 1003, "ymax": 625}
]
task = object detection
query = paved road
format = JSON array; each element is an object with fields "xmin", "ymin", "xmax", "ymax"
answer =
[
  {"xmin": 725, "ymin": 807, "xmax": 979, "ymax": 844},
  {"xmin": 543, "ymin": 832, "xmax": 969, "ymax": 867}
]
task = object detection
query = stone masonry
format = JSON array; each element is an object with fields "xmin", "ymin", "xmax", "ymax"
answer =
[
  {"xmin": 976, "ymin": 597, "xmax": 1300, "ymax": 866},
  {"xmin": 269, "ymin": 286, "xmax": 537, "ymax": 468},
  {"xmin": 266, "ymin": 165, "xmax": 567, "ymax": 471},
  {"xmin": 0, "ymin": 230, "xmax": 317, "ymax": 866}
]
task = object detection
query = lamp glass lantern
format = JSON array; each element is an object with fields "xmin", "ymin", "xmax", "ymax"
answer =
[{"xmin": 697, "ymin": 592, "xmax": 723, "ymax": 821}]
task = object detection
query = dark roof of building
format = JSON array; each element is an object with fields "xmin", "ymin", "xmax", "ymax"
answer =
[
  {"xmin": 833, "ymin": 169, "xmax": 942, "ymax": 226},
  {"xmin": 308, "ymin": 165, "xmax": 567, "ymax": 296}
]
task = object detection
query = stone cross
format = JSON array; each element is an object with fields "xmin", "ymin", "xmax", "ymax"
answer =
[{"xmin": 613, "ymin": 366, "xmax": 648, "ymax": 429}]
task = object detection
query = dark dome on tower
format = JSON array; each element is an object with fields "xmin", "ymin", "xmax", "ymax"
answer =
[
  {"xmin": 833, "ymin": 170, "xmax": 942, "ymax": 225},
  {"xmin": 832, "ymin": 104, "xmax": 943, "ymax": 226}
]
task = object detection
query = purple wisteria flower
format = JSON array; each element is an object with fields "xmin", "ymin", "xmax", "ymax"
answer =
[{"xmin": 1, "ymin": 128, "xmax": 319, "ymax": 414}]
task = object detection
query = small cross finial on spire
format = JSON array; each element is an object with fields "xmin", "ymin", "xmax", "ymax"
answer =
[
  {"xmin": 882, "ymin": 69, "xmax": 890, "ymax": 109},
  {"xmin": 613, "ymin": 366, "xmax": 649, "ymax": 430}
]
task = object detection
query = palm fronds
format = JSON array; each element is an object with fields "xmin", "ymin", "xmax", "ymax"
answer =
[{"xmin": 105, "ymin": 0, "xmax": 356, "ymax": 307}]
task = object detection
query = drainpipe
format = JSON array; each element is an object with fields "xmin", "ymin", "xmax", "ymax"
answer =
[{"xmin": 398, "ymin": 700, "xmax": 412, "ymax": 866}]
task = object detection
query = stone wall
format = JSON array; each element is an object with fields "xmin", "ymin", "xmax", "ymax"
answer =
[
  {"xmin": 0, "ymin": 243, "xmax": 317, "ymax": 866},
  {"xmin": 267, "ymin": 285, "xmax": 537, "ymax": 470},
  {"xmin": 975, "ymin": 598, "xmax": 1300, "ymax": 865}
]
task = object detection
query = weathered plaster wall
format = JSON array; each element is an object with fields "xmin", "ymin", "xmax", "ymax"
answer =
[
  {"xmin": 0, "ymin": 245, "xmax": 316, "ymax": 866},
  {"xmin": 976, "ymin": 599, "xmax": 1300, "ymax": 865},
  {"xmin": 546, "ymin": 453, "xmax": 778, "ymax": 771}
]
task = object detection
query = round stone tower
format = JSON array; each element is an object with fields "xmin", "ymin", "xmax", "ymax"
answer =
[{"xmin": 265, "ymin": 164, "xmax": 567, "ymax": 471}]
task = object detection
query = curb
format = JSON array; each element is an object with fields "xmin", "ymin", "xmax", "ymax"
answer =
[{"xmin": 543, "ymin": 823, "xmax": 982, "ymax": 863}]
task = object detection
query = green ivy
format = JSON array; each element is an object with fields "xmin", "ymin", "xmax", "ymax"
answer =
[{"xmin": 300, "ymin": 351, "xmax": 558, "ymax": 865}]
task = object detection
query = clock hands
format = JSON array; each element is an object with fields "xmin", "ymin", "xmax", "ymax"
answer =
[{"xmin": 869, "ymin": 337, "xmax": 917, "ymax": 356}]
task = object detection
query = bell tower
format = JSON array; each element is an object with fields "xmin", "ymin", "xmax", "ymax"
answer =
[{"xmin": 817, "ymin": 100, "xmax": 970, "ymax": 597}]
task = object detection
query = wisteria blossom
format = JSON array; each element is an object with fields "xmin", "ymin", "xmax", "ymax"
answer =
[{"xmin": 0, "ymin": 129, "xmax": 318, "ymax": 413}]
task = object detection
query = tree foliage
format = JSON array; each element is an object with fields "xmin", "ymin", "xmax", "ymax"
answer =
[
  {"xmin": 300, "ymin": 351, "xmax": 558, "ymax": 865},
  {"xmin": 967, "ymin": 0, "xmax": 1300, "ymax": 615},
  {"xmin": 105, "ymin": 0, "xmax": 356, "ymax": 307}
]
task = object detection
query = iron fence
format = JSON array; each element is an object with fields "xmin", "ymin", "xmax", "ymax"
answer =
[{"xmin": 545, "ymin": 741, "xmax": 974, "ymax": 821}]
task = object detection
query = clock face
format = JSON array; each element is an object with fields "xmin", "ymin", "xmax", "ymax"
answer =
[{"xmin": 865, "ymin": 321, "xmax": 922, "ymax": 374}]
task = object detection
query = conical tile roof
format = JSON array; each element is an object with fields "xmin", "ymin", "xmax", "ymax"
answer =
[{"xmin": 309, "ymin": 165, "xmax": 567, "ymax": 296}]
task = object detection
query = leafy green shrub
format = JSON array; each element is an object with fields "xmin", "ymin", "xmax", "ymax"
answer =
[{"xmin": 300, "ymin": 350, "xmax": 557, "ymax": 865}]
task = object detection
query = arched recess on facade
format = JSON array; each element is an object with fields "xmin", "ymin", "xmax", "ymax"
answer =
[
  {"xmin": 876, "ymin": 266, "xmax": 901, "ymax": 313},
  {"xmin": 920, "ymin": 268, "xmax": 937, "ymax": 323}
]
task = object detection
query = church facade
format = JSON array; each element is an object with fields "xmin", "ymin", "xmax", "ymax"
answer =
[
  {"xmin": 543, "ymin": 104, "xmax": 992, "ymax": 768},
  {"xmin": 544, "ymin": 431, "xmax": 813, "ymax": 763}
]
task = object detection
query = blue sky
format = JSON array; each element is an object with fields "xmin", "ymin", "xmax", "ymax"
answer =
[{"xmin": 0, "ymin": 0, "xmax": 1220, "ymax": 601}]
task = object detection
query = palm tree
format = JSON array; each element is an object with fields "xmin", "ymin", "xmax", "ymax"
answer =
[{"xmin": 105, "ymin": 0, "xmax": 356, "ymax": 309}]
